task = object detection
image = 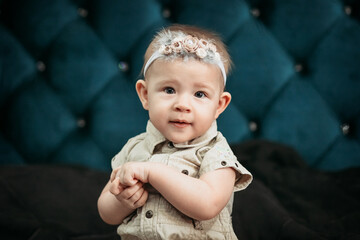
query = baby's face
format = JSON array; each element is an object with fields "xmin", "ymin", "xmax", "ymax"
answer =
[{"xmin": 140, "ymin": 59, "xmax": 230, "ymax": 144}]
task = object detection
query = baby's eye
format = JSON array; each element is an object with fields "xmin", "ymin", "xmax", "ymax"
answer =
[
  {"xmin": 195, "ymin": 91, "xmax": 206, "ymax": 98},
  {"xmin": 164, "ymin": 87, "xmax": 175, "ymax": 94}
]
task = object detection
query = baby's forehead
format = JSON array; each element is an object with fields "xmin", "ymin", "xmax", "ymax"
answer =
[{"xmin": 147, "ymin": 58, "xmax": 225, "ymax": 88}]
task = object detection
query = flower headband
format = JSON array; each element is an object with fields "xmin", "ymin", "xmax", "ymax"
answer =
[{"xmin": 143, "ymin": 30, "xmax": 227, "ymax": 84}]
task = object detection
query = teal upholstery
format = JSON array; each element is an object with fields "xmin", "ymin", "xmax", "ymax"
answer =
[{"xmin": 1, "ymin": 0, "xmax": 359, "ymax": 171}]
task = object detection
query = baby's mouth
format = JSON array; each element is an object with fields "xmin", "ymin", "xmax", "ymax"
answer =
[{"xmin": 169, "ymin": 120, "xmax": 191, "ymax": 128}]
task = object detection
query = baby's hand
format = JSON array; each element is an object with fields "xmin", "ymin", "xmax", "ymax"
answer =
[
  {"xmin": 111, "ymin": 162, "xmax": 151, "ymax": 187},
  {"xmin": 109, "ymin": 176, "xmax": 126, "ymax": 195},
  {"xmin": 110, "ymin": 180, "xmax": 148, "ymax": 210}
]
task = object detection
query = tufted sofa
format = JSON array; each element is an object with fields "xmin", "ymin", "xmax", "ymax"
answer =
[
  {"xmin": 1, "ymin": 0, "xmax": 360, "ymax": 239},
  {"xmin": 1, "ymin": 0, "xmax": 360, "ymax": 171}
]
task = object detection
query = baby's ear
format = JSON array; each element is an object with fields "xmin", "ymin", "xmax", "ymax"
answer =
[
  {"xmin": 215, "ymin": 91, "xmax": 231, "ymax": 119},
  {"xmin": 135, "ymin": 80, "xmax": 149, "ymax": 110}
]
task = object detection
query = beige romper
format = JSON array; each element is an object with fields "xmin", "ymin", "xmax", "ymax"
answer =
[{"xmin": 111, "ymin": 121, "xmax": 252, "ymax": 240}]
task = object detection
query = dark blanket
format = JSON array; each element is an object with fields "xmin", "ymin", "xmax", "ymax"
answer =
[
  {"xmin": 0, "ymin": 165, "xmax": 119, "ymax": 240},
  {"xmin": 232, "ymin": 140, "xmax": 360, "ymax": 240},
  {"xmin": 0, "ymin": 140, "xmax": 359, "ymax": 239}
]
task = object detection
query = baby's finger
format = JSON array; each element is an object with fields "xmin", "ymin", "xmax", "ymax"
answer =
[
  {"xmin": 109, "ymin": 178, "xmax": 123, "ymax": 195},
  {"xmin": 129, "ymin": 185, "xmax": 145, "ymax": 201},
  {"xmin": 110, "ymin": 167, "xmax": 121, "ymax": 182},
  {"xmin": 119, "ymin": 172, "xmax": 139, "ymax": 187},
  {"xmin": 134, "ymin": 189, "xmax": 148, "ymax": 208},
  {"xmin": 119, "ymin": 182, "xmax": 143, "ymax": 199}
]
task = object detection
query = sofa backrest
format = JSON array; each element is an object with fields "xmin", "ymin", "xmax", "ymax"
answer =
[{"xmin": 1, "ymin": 0, "xmax": 359, "ymax": 171}]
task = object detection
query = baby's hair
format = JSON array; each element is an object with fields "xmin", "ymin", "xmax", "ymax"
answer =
[{"xmin": 142, "ymin": 24, "xmax": 232, "ymax": 79}]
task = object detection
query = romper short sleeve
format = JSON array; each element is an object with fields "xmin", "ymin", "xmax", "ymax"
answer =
[{"xmin": 198, "ymin": 133, "xmax": 252, "ymax": 192}]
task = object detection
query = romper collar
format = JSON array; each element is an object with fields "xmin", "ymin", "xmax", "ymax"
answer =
[{"xmin": 145, "ymin": 120, "xmax": 218, "ymax": 153}]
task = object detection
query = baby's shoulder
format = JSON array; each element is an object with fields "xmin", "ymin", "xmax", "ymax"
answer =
[
  {"xmin": 126, "ymin": 132, "xmax": 147, "ymax": 147},
  {"xmin": 197, "ymin": 132, "xmax": 230, "ymax": 158},
  {"xmin": 111, "ymin": 132, "xmax": 147, "ymax": 168}
]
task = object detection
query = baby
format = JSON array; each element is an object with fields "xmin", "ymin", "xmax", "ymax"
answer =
[{"xmin": 97, "ymin": 24, "xmax": 252, "ymax": 240}]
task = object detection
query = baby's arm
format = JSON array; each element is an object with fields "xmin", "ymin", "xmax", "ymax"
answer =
[
  {"xmin": 97, "ymin": 178, "xmax": 148, "ymax": 225},
  {"xmin": 114, "ymin": 162, "xmax": 235, "ymax": 221}
]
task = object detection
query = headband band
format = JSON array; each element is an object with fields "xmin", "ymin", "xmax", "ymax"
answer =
[{"xmin": 143, "ymin": 30, "xmax": 227, "ymax": 85}]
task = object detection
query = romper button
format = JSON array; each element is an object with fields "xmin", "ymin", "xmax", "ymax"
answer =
[
  {"xmin": 181, "ymin": 169, "xmax": 189, "ymax": 175},
  {"xmin": 168, "ymin": 142, "xmax": 174, "ymax": 148},
  {"xmin": 221, "ymin": 161, "xmax": 227, "ymax": 166},
  {"xmin": 235, "ymin": 162, "xmax": 239, "ymax": 167},
  {"xmin": 145, "ymin": 210, "xmax": 153, "ymax": 218}
]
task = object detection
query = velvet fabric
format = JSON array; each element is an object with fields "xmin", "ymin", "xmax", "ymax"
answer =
[
  {"xmin": 0, "ymin": 0, "xmax": 359, "ymax": 171},
  {"xmin": 0, "ymin": 165, "xmax": 119, "ymax": 240}
]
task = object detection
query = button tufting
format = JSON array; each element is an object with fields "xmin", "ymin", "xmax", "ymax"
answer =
[
  {"xmin": 77, "ymin": 118, "xmax": 86, "ymax": 128},
  {"xmin": 78, "ymin": 8, "xmax": 88, "ymax": 18},
  {"xmin": 162, "ymin": 8, "xmax": 171, "ymax": 18},
  {"xmin": 145, "ymin": 210, "xmax": 153, "ymax": 218},
  {"xmin": 295, "ymin": 63, "xmax": 303, "ymax": 73},
  {"xmin": 251, "ymin": 8, "xmax": 260, "ymax": 18},
  {"xmin": 249, "ymin": 121, "xmax": 258, "ymax": 132},
  {"xmin": 341, "ymin": 123, "xmax": 350, "ymax": 135},
  {"xmin": 118, "ymin": 61, "xmax": 129, "ymax": 72},
  {"xmin": 37, "ymin": 61, "xmax": 46, "ymax": 72},
  {"xmin": 344, "ymin": 6, "xmax": 352, "ymax": 16}
]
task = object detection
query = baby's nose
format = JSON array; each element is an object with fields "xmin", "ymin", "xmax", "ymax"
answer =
[{"xmin": 174, "ymin": 95, "xmax": 191, "ymax": 112}]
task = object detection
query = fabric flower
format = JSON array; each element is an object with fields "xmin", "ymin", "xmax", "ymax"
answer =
[
  {"xmin": 182, "ymin": 35, "xmax": 199, "ymax": 53},
  {"xmin": 160, "ymin": 45, "xmax": 173, "ymax": 55},
  {"xmin": 198, "ymin": 39, "xmax": 209, "ymax": 49},
  {"xmin": 208, "ymin": 43, "xmax": 217, "ymax": 53},
  {"xmin": 196, "ymin": 48, "xmax": 207, "ymax": 58},
  {"xmin": 171, "ymin": 41, "xmax": 183, "ymax": 53}
]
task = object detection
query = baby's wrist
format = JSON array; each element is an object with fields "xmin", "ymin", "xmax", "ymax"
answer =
[{"xmin": 146, "ymin": 162, "xmax": 162, "ymax": 184}]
